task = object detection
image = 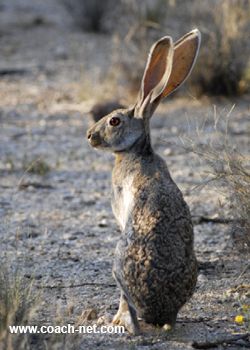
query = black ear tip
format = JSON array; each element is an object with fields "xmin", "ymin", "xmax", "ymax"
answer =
[
  {"xmin": 161, "ymin": 36, "xmax": 173, "ymax": 44},
  {"xmin": 190, "ymin": 29, "xmax": 201, "ymax": 42},
  {"xmin": 127, "ymin": 107, "xmax": 135, "ymax": 119},
  {"xmin": 191, "ymin": 28, "xmax": 200, "ymax": 34}
]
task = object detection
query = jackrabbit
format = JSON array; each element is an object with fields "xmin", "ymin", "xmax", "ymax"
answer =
[{"xmin": 87, "ymin": 29, "xmax": 201, "ymax": 335}]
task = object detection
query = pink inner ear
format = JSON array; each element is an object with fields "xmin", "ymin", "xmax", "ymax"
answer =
[
  {"xmin": 161, "ymin": 33, "xmax": 200, "ymax": 98},
  {"xmin": 142, "ymin": 38, "xmax": 172, "ymax": 102},
  {"xmin": 143, "ymin": 50, "xmax": 168, "ymax": 99}
]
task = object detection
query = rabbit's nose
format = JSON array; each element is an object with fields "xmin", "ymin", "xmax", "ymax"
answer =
[
  {"xmin": 87, "ymin": 130, "xmax": 101, "ymax": 147},
  {"xmin": 87, "ymin": 130, "xmax": 92, "ymax": 140}
]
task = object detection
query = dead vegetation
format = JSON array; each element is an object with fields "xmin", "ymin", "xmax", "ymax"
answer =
[
  {"xmin": 181, "ymin": 107, "xmax": 250, "ymax": 252},
  {"xmin": 63, "ymin": 0, "xmax": 109, "ymax": 32},
  {"xmin": 65, "ymin": 0, "xmax": 250, "ymax": 97},
  {"xmin": 58, "ymin": 0, "xmax": 250, "ymax": 107},
  {"xmin": 193, "ymin": 0, "xmax": 250, "ymax": 96},
  {"xmin": 0, "ymin": 265, "xmax": 38, "ymax": 350},
  {"xmin": 22, "ymin": 157, "xmax": 51, "ymax": 176}
]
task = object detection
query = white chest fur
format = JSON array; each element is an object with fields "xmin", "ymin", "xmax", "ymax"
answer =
[{"xmin": 112, "ymin": 176, "xmax": 134, "ymax": 231}]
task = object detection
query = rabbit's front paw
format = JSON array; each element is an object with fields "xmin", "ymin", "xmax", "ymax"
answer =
[{"xmin": 113, "ymin": 311, "xmax": 140, "ymax": 335}]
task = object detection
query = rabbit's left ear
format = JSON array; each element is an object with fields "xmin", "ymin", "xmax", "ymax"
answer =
[
  {"xmin": 135, "ymin": 36, "xmax": 174, "ymax": 119},
  {"xmin": 161, "ymin": 29, "xmax": 201, "ymax": 98}
]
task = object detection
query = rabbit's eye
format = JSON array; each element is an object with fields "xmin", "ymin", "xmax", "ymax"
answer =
[{"xmin": 109, "ymin": 117, "xmax": 121, "ymax": 127}]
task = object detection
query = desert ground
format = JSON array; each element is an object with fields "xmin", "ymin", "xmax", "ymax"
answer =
[{"xmin": 0, "ymin": 1, "xmax": 249, "ymax": 349}]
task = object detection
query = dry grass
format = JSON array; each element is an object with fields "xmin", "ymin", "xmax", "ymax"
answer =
[
  {"xmin": 193, "ymin": 0, "xmax": 250, "ymax": 96},
  {"xmin": 62, "ymin": 0, "xmax": 109, "ymax": 32},
  {"xmin": 181, "ymin": 107, "xmax": 250, "ymax": 251},
  {"xmin": 62, "ymin": 0, "xmax": 250, "ymax": 98},
  {"xmin": 0, "ymin": 264, "xmax": 78, "ymax": 350},
  {"xmin": 0, "ymin": 264, "xmax": 38, "ymax": 350},
  {"xmin": 1, "ymin": 155, "xmax": 51, "ymax": 176},
  {"xmin": 107, "ymin": 0, "xmax": 250, "ymax": 98},
  {"xmin": 22, "ymin": 157, "xmax": 51, "ymax": 176},
  {"xmin": 111, "ymin": 0, "xmax": 168, "ymax": 96}
]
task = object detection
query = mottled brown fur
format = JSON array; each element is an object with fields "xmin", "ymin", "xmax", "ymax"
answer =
[{"xmin": 112, "ymin": 146, "xmax": 197, "ymax": 326}]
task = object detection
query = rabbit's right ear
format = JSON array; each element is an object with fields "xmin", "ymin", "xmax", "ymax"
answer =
[{"xmin": 135, "ymin": 36, "xmax": 174, "ymax": 120}]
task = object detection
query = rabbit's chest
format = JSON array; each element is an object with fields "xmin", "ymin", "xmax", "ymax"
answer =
[{"xmin": 112, "ymin": 176, "xmax": 134, "ymax": 231}]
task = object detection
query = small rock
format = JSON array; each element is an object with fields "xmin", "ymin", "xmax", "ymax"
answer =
[
  {"xmin": 163, "ymin": 148, "xmax": 173, "ymax": 156},
  {"xmin": 27, "ymin": 231, "xmax": 40, "ymax": 238},
  {"xmin": 71, "ymin": 231, "xmax": 84, "ymax": 236},
  {"xmin": 97, "ymin": 313, "xmax": 113, "ymax": 325},
  {"xmin": 34, "ymin": 274, "xmax": 43, "ymax": 280},
  {"xmin": 63, "ymin": 195, "xmax": 74, "ymax": 201},
  {"xmin": 99, "ymin": 219, "xmax": 108, "ymax": 227},
  {"xmin": 68, "ymin": 235, "xmax": 78, "ymax": 241},
  {"xmin": 197, "ymin": 273, "xmax": 208, "ymax": 285},
  {"xmin": 80, "ymin": 308, "xmax": 98, "ymax": 321},
  {"xmin": 171, "ymin": 126, "xmax": 178, "ymax": 134},
  {"xmin": 232, "ymin": 301, "xmax": 240, "ymax": 307}
]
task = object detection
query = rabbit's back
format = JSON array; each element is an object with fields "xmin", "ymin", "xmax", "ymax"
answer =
[{"xmin": 112, "ymin": 153, "xmax": 197, "ymax": 325}]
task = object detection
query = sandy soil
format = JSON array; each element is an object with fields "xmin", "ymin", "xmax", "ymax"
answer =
[{"xmin": 0, "ymin": 1, "xmax": 249, "ymax": 349}]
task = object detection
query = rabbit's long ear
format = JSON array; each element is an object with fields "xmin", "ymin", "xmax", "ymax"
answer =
[
  {"xmin": 161, "ymin": 29, "xmax": 201, "ymax": 98},
  {"xmin": 135, "ymin": 36, "xmax": 174, "ymax": 119}
]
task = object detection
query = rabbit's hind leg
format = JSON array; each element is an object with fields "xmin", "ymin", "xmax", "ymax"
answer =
[{"xmin": 112, "ymin": 293, "xmax": 140, "ymax": 335}]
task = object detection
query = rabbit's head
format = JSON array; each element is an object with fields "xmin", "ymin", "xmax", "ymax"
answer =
[
  {"xmin": 87, "ymin": 107, "xmax": 145, "ymax": 152},
  {"xmin": 87, "ymin": 29, "xmax": 201, "ymax": 153}
]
